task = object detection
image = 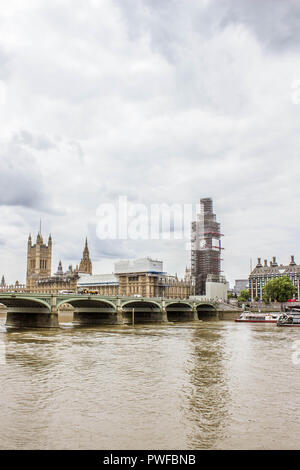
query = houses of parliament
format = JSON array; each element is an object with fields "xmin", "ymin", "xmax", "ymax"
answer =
[
  {"xmin": 0, "ymin": 229, "xmax": 191, "ymax": 299},
  {"xmin": 25, "ymin": 231, "xmax": 93, "ymax": 293},
  {"xmin": 1, "ymin": 230, "xmax": 93, "ymax": 294}
]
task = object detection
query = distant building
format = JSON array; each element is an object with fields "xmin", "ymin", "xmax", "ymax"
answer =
[
  {"xmin": 78, "ymin": 257, "xmax": 191, "ymax": 299},
  {"xmin": 23, "ymin": 231, "xmax": 191, "ymax": 298},
  {"xmin": 191, "ymin": 197, "xmax": 224, "ymax": 296},
  {"xmin": 78, "ymin": 273, "xmax": 119, "ymax": 296},
  {"xmin": 35, "ymin": 261, "xmax": 79, "ymax": 294},
  {"xmin": 233, "ymin": 279, "xmax": 249, "ymax": 296},
  {"xmin": 190, "ymin": 274, "xmax": 228, "ymax": 301},
  {"xmin": 249, "ymin": 256, "xmax": 300, "ymax": 301},
  {"xmin": 205, "ymin": 274, "xmax": 228, "ymax": 301},
  {"xmin": 115, "ymin": 257, "xmax": 165, "ymax": 297},
  {"xmin": 0, "ymin": 278, "xmax": 26, "ymax": 293},
  {"xmin": 116, "ymin": 257, "xmax": 191, "ymax": 298}
]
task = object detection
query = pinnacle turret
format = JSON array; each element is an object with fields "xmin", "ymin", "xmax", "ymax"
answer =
[
  {"xmin": 56, "ymin": 260, "xmax": 63, "ymax": 275},
  {"xmin": 36, "ymin": 232, "xmax": 43, "ymax": 244}
]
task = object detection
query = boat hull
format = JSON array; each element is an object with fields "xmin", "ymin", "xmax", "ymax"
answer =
[{"xmin": 235, "ymin": 319, "xmax": 277, "ymax": 323}]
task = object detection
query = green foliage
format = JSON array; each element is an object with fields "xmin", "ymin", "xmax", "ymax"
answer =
[
  {"xmin": 263, "ymin": 276, "xmax": 297, "ymax": 303},
  {"xmin": 237, "ymin": 289, "xmax": 250, "ymax": 302}
]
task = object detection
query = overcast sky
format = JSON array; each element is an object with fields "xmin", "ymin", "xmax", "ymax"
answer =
[{"xmin": 1, "ymin": 0, "xmax": 300, "ymax": 286}]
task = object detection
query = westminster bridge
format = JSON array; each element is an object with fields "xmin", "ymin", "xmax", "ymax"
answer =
[{"xmin": 0, "ymin": 293, "xmax": 221, "ymax": 328}]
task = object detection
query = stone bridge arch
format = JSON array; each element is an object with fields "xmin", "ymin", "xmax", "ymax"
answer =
[
  {"xmin": 0, "ymin": 295, "xmax": 57, "ymax": 328},
  {"xmin": 57, "ymin": 296, "xmax": 116, "ymax": 310},
  {"xmin": 0, "ymin": 295, "xmax": 51, "ymax": 311},
  {"xmin": 57, "ymin": 296, "xmax": 118, "ymax": 326},
  {"xmin": 195, "ymin": 303, "xmax": 217, "ymax": 319},
  {"xmin": 121, "ymin": 299, "xmax": 165, "ymax": 324},
  {"xmin": 165, "ymin": 301, "xmax": 194, "ymax": 322}
]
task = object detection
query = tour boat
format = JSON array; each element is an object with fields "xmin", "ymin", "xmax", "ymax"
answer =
[
  {"xmin": 235, "ymin": 311, "xmax": 280, "ymax": 323},
  {"xmin": 277, "ymin": 309, "xmax": 300, "ymax": 327}
]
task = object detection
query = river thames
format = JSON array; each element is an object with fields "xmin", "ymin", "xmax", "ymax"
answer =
[{"xmin": 0, "ymin": 312, "xmax": 299, "ymax": 450}]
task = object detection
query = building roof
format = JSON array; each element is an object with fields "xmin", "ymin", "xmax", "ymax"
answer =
[
  {"xmin": 114, "ymin": 257, "xmax": 163, "ymax": 274},
  {"xmin": 250, "ymin": 256, "xmax": 300, "ymax": 277},
  {"xmin": 78, "ymin": 273, "xmax": 119, "ymax": 286}
]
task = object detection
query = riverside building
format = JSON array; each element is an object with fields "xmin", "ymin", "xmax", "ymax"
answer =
[
  {"xmin": 25, "ymin": 231, "xmax": 191, "ymax": 298},
  {"xmin": 78, "ymin": 257, "xmax": 191, "ymax": 299},
  {"xmin": 249, "ymin": 256, "xmax": 300, "ymax": 301}
]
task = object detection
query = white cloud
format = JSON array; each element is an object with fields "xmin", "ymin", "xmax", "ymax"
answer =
[{"xmin": 0, "ymin": 0, "xmax": 300, "ymax": 286}]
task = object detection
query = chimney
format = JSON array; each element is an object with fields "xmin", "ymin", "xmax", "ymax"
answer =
[
  {"xmin": 272, "ymin": 256, "xmax": 278, "ymax": 266},
  {"xmin": 257, "ymin": 257, "xmax": 262, "ymax": 267},
  {"xmin": 264, "ymin": 259, "xmax": 268, "ymax": 267},
  {"xmin": 290, "ymin": 255, "xmax": 296, "ymax": 266}
]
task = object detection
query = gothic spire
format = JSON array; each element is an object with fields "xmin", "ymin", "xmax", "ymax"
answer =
[
  {"xmin": 78, "ymin": 237, "xmax": 92, "ymax": 274},
  {"xmin": 83, "ymin": 237, "xmax": 89, "ymax": 257}
]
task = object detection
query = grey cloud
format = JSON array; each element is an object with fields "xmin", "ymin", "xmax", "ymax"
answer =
[
  {"xmin": 1, "ymin": 1, "xmax": 300, "ymax": 285},
  {"xmin": 0, "ymin": 140, "xmax": 60, "ymax": 213},
  {"xmin": 13, "ymin": 130, "xmax": 57, "ymax": 151},
  {"xmin": 0, "ymin": 46, "xmax": 11, "ymax": 80},
  {"xmin": 68, "ymin": 141, "xmax": 85, "ymax": 162},
  {"xmin": 0, "ymin": 163, "xmax": 44, "ymax": 209},
  {"xmin": 91, "ymin": 238, "xmax": 136, "ymax": 260},
  {"xmin": 216, "ymin": 0, "xmax": 300, "ymax": 52},
  {"xmin": 114, "ymin": 0, "xmax": 300, "ymax": 56}
]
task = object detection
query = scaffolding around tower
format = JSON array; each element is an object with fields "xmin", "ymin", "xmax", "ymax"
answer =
[{"xmin": 191, "ymin": 198, "xmax": 224, "ymax": 296}]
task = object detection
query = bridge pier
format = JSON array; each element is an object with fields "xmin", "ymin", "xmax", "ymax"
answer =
[
  {"xmin": 193, "ymin": 303, "xmax": 199, "ymax": 321},
  {"xmin": 161, "ymin": 300, "xmax": 168, "ymax": 323},
  {"xmin": 116, "ymin": 299, "xmax": 125, "ymax": 325},
  {"xmin": 5, "ymin": 308, "xmax": 59, "ymax": 328},
  {"xmin": 161, "ymin": 311, "xmax": 168, "ymax": 323}
]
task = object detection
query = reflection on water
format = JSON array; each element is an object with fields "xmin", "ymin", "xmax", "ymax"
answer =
[
  {"xmin": 0, "ymin": 312, "xmax": 300, "ymax": 449},
  {"xmin": 185, "ymin": 327, "xmax": 229, "ymax": 449}
]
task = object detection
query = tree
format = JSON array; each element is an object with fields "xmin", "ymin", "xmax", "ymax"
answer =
[
  {"xmin": 238, "ymin": 289, "xmax": 250, "ymax": 302},
  {"xmin": 263, "ymin": 276, "xmax": 297, "ymax": 310}
]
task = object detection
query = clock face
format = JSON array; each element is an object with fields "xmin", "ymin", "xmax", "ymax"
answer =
[{"xmin": 200, "ymin": 240, "xmax": 206, "ymax": 249}]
